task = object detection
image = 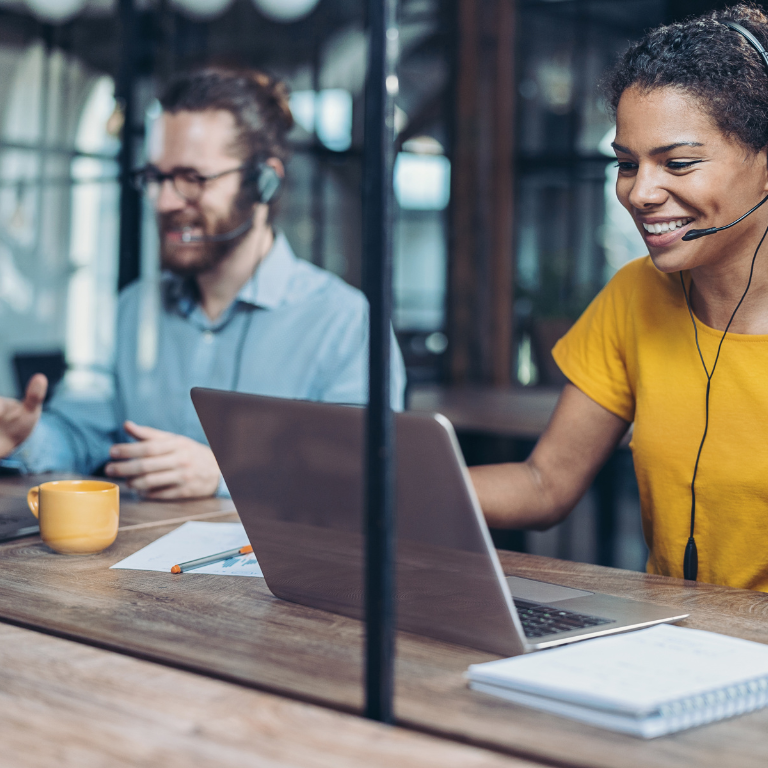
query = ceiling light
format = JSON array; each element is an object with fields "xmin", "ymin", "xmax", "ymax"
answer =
[
  {"xmin": 25, "ymin": 0, "xmax": 86, "ymax": 23},
  {"xmin": 252, "ymin": 0, "xmax": 320, "ymax": 23},
  {"xmin": 171, "ymin": 0, "xmax": 234, "ymax": 18},
  {"xmin": 288, "ymin": 89, "xmax": 353, "ymax": 152},
  {"xmin": 394, "ymin": 153, "xmax": 451, "ymax": 211}
]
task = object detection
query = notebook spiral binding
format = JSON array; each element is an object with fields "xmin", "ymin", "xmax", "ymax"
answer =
[{"xmin": 659, "ymin": 677, "xmax": 768, "ymax": 716}]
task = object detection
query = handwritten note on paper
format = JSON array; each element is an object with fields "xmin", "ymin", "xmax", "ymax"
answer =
[{"xmin": 111, "ymin": 521, "xmax": 263, "ymax": 577}]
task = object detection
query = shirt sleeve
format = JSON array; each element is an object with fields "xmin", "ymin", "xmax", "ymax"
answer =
[
  {"xmin": 551, "ymin": 263, "xmax": 637, "ymax": 423},
  {"xmin": 9, "ymin": 387, "xmax": 120, "ymax": 475},
  {"xmin": 315, "ymin": 298, "xmax": 407, "ymax": 411}
]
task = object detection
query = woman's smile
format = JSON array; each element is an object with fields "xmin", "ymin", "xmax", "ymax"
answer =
[
  {"xmin": 613, "ymin": 86, "xmax": 768, "ymax": 272},
  {"xmin": 637, "ymin": 216, "xmax": 695, "ymax": 247}
]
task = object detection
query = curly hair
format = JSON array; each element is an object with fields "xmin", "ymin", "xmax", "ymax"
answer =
[{"xmin": 604, "ymin": 3, "xmax": 768, "ymax": 153}]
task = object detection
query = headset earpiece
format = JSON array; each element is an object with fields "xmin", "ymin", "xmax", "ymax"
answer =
[
  {"xmin": 256, "ymin": 163, "xmax": 282, "ymax": 204},
  {"xmin": 242, "ymin": 161, "xmax": 282, "ymax": 205}
]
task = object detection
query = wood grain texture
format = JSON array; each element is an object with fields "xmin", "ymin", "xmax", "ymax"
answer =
[
  {"xmin": 0, "ymin": 622, "xmax": 536, "ymax": 768},
  {"xmin": 2, "ymin": 494, "xmax": 768, "ymax": 768}
]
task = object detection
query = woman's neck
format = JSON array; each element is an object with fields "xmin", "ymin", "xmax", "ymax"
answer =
[{"xmin": 689, "ymin": 238, "xmax": 768, "ymax": 334}]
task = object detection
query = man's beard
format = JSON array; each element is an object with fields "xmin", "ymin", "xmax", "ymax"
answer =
[{"xmin": 159, "ymin": 201, "xmax": 254, "ymax": 277}]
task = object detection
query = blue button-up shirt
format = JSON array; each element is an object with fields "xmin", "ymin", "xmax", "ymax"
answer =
[{"xmin": 12, "ymin": 233, "xmax": 406, "ymax": 481}]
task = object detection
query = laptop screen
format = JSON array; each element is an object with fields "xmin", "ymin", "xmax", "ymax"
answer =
[{"xmin": 193, "ymin": 389, "xmax": 524, "ymax": 656}]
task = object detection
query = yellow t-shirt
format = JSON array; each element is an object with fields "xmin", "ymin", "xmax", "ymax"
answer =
[{"xmin": 552, "ymin": 256, "xmax": 768, "ymax": 591}]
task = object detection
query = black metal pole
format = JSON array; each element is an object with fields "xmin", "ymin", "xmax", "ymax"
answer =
[
  {"xmin": 117, "ymin": 0, "xmax": 141, "ymax": 291},
  {"xmin": 362, "ymin": 0, "xmax": 397, "ymax": 724}
]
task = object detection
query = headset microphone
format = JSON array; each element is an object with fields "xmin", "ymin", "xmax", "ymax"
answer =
[
  {"xmin": 180, "ymin": 217, "xmax": 253, "ymax": 243},
  {"xmin": 178, "ymin": 163, "xmax": 282, "ymax": 244},
  {"xmin": 681, "ymin": 193, "xmax": 768, "ymax": 240}
]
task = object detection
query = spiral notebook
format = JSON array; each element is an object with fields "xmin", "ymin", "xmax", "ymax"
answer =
[{"xmin": 467, "ymin": 624, "xmax": 768, "ymax": 738}]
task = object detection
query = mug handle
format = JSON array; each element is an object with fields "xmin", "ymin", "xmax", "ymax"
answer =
[{"xmin": 27, "ymin": 486, "xmax": 40, "ymax": 519}]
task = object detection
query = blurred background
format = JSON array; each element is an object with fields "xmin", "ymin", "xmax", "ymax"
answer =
[{"xmin": 0, "ymin": 0, "xmax": 732, "ymax": 568}]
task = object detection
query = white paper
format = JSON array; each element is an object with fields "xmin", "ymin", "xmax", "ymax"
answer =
[
  {"xmin": 111, "ymin": 521, "xmax": 263, "ymax": 577},
  {"xmin": 468, "ymin": 624, "xmax": 768, "ymax": 715}
]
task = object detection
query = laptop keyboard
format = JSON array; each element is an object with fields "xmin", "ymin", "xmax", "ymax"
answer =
[{"xmin": 513, "ymin": 598, "xmax": 613, "ymax": 639}]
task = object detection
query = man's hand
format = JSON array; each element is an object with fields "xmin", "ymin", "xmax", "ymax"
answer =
[
  {"xmin": 105, "ymin": 421, "xmax": 221, "ymax": 499},
  {"xmin": 0, "ymin": 374, "xmax": 47, "ymax": 458}
]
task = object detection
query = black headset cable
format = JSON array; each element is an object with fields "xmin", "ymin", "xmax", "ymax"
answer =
[{"xmin": 679, "ymin": 219, "xmax": 768, "ymax": 580}]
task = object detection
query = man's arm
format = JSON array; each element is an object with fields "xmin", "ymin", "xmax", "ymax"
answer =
[{"xmin": 469, "ymin": 383, "xmax": 629, "ymax": 529}]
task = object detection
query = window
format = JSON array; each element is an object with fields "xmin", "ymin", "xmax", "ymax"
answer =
[
  {"xmin": 67, "ymin": 76, "xmax": 120, "ymax": 393},
  {"xmin": 0, "ymin": 41, "xmax": 119, "ymax": 397}
]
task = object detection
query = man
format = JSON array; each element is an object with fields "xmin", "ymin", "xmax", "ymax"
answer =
[{"xmin": 0, "ymin": 68, "xmax": 406, "ymax": 498}]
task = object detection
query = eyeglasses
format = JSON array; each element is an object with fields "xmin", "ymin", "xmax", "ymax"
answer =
[{"xmin": 131, "ymin": 164, "xmax": 246, "ymax": 203}]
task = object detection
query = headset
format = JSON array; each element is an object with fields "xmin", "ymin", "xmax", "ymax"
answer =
[
  {"xmin": 179, "ymin": 160, "xmax": 283, "ymax": 390},
  {"xmin": 180, "ymin": 161, "xmax": 282, "ymax": 244},
  {"xmin": 678, "ymin": 21, "xmax": 768, "ymax": 580}
]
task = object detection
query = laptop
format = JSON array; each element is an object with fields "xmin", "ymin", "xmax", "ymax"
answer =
[
  {"xmin": 192, "ymin": 388, "xmax": 688, "ymax": 657},
  {"xmin": 0, "ymin": 487, "xmax": 40, "ymax": 543}
]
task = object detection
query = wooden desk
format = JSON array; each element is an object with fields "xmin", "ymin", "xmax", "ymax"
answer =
[
  {"xmin": 408, "ymin": 385, "xmax": 561, "ymax": 440},
  {"xmin": 1, "ymin": 488, "xmax": 767, "ymax": 768},
  {"xmin": 0, "ymin": 480, "xmax": 534, "ymax": 768},
  {"xmin": 0, "ymin": 622, "xmax": 534, "ymax": 768},
  {"xmin": 408, "ymin": 383, "xmax": 633, "ymax": 448},
  {"xmin": 0, "ymin": 474, "xmax": 236, "ymax": 531}
]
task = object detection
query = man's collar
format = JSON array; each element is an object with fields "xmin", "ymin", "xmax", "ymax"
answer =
[
  {"xmin": 236, "ymin": 231, "xmax": 297, "ymax": 310},
  {"xmin": 162, "ymin": 231, "xmax": 298, "ymax": 315}
]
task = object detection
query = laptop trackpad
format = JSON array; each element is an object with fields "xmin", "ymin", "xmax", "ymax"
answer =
[{"xmin": 506, "ymin": 576, "xmax": 593, "ymax": 604}]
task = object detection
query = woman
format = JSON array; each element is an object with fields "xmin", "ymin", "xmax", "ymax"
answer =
[{"xmin": 470, "ymin": 4, "xmax": 768, "ymax": 591}]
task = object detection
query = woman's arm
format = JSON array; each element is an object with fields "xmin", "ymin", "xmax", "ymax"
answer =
[{"xmin": 469, "ymin": 383, "xmax": 630, "ymax": 530}]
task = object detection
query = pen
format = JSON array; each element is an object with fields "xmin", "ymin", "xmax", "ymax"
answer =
[{"xmin": 171, "ymin": 544, "xmax": 253, "ymax": 574}]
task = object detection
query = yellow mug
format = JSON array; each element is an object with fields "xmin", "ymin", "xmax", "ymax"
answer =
[{"xmin": 27, "ymin": 480, "xmax": 119, "ymax": 555}]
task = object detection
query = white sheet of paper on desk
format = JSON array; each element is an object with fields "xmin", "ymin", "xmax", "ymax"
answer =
[{"xmin": 110, "ymin": 521, "xmax": 263, "ymax": 577}]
